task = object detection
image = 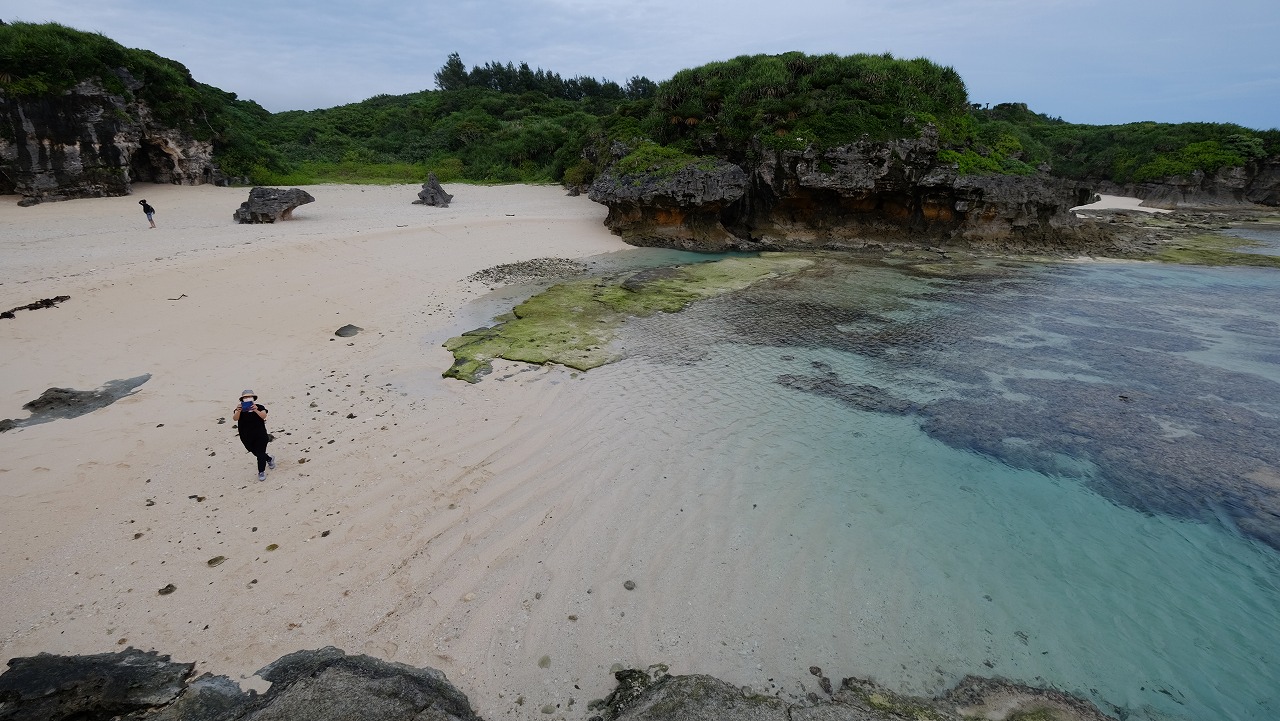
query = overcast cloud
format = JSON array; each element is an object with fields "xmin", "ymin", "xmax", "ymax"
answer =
[{"xmin": 3, "ymin": 0, "xmax": 1276, "ymax": 128}]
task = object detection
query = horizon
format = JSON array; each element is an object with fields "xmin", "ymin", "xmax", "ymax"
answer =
[{"xmin": 2, "ymin": 0, "xmax": 1277, "ymax": 131}]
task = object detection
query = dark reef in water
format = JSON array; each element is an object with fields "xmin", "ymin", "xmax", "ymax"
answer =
[
  {"xmin": 616, "ymin": 253, "xmax": 1280, "ymax": 551},
  {"xmin": 0, "ymin": 647, "xmax": 1115, "ymax": 721}
]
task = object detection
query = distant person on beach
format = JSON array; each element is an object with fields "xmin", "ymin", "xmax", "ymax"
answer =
[
  {"xmin": 232, "ymin": 389, "xmax": 275, "ymax": 481},
  {"xmin": 139, "ymin": 199, "xmax": 156, "ymax": 228}
]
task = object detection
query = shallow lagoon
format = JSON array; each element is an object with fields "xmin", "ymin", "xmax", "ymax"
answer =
[{"xmin": 453, "ymin": 230, "xmax": 1280, "ymax": 720}]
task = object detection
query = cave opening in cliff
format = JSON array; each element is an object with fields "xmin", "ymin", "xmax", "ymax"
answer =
[{"xmin": 129, "ymin": 140, "xmax": 177, "ymax": 184}]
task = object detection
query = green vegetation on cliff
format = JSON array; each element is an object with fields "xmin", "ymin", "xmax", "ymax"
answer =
[
  {"xmin": 2, "ymin": 22, "xmax": 1276, "ymax": 189},
  {"xmin": 0, "ymin": 21, "xmax": 284, "ymax": 178},
  {"xmin": 967, "ymin": 102, "xmax": 1279, "ymax": 183},
  {"xmin": 636, "ymin": 51, "xmax": 971, "ymax": 157}
]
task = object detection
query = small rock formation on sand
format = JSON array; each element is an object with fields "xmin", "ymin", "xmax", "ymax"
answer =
[
  {"xmin": 233, "ymin": 187, "xmax": 315, "ymax": 223},
  {"xmin": 335, "ymin": 324, "xmax": 363, "ymax": 337},
  {"xmin": 0, "ymin": 646, "xmax": 481, "ymax": 721},
  {"xmin": 412, "ymin": 173, "xmax": 453, "ymax": 207}
]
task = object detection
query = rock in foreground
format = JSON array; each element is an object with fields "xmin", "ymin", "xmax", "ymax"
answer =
[
  {"xmin": 595, "ymin": 667, "xmax": 1116, "ymax": 721},
  {"xmin": 0, "ymin": 648, "xmax": 1119, "ymax": 721},
  {"xmin": 0, "ymin": 646, "xmax": 480, "ymax": 721},
  {"xmin": 233, "ymin": 187, "xmax": 316, "ymax": 223}
]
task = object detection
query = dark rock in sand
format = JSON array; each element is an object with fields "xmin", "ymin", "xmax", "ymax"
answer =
[
  {"xmin": 612, "ymin": 674, "xmax": 788, "ymax": 721},
  {"xmin": 413, "ymin": 173, "xmax": 454, "ymax": 207},
  {"xmin": 233, "ymin": 187, "xmax": 315, "ymax": 223},
  {"xmin": 335, "ymin": 324, "xmax": 363, "ymax": 337},
  {"xmin": 0, "ymin": 646, "xmax": 481, "ymax": 721},
  {"xmin": 0, "ymin": 374, "xmax": 151, "ymax": 433},
  {"xmin": 250, "ymin": 647, "xmax": 480, "ymax": 721},
  {"xmin": 0, "ymin": 647, "xmax": 192, "ymax": 720}
]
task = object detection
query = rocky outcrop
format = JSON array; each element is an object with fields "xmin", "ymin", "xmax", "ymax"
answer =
[
  {"xmin": 413, "ymin": 172, "xmax": 454, "ymax": 207},
  {"xmin": 0, "ymin": 648, "xmax": 1120, "ymax": 721},
  {"xmin": 594, "ymin": 666, "xmax": 1115, "ymax": 721},
  {"xmin": 1096, "ymin": 157, "xmax": 1280, "ymax": 209},
  {"xmin": 0, "ymin": 646, "xmax": 481, "ymax": 721},
  {"xmin": 588, "ymin": 130, "xmax": 1109, "ymax": 254},
  {"xmin": 233, "ymin": 187, "xmax": 315, "ymax": 223},
  {"xmin": 0, "ymin": 75, "xmax": 223, "ymax": 206}
]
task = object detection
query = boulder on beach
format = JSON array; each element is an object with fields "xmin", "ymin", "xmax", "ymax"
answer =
[
  {"xmin": 413, "ymin": 173, "xmax": 453, "ymax": 207},
  {"xmin": 0, "ymin": 646, "xmax": 482, "ymax": 721},
  {"xmin": 234, "ymin": 187, "xmax": 316, "ymax": 223}
]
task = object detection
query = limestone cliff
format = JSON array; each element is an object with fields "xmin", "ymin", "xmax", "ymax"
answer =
[
  {"xmin": 1096, "ymin": 157, "xmax": 1280, "ymax": 209},
  {"xmin": 589, "ymin": 129, "xmax": 1109, "ymax": 254},
  {"xmin": 0, "ymin": 74, "xmax": 222, "ymax": 206}
]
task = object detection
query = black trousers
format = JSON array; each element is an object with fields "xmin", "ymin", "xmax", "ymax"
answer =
[{"xmin": 240, "ymin": 435, "xmax": 271, "ymax": 472}]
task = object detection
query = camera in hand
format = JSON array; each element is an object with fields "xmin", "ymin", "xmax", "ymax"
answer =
[{"xmin": 241, "ymin": 400, "xmax": 255, "ymax": 412}]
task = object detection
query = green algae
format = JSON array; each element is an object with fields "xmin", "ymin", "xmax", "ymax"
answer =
[
  {"xmin": 1154, "ymin": 233, "xmax": 1280, "ymax": 268},
  {"xmin": 444, "ymin": 254, "xmax": 813, "ymax": 382}
]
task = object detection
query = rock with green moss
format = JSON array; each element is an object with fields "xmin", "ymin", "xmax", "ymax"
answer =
[
  {"xmin": 611, "ymin": 674, "xmax": 789, "ymax": 721},
  {"xmin": 1154, "ymin": 232, "xmax": 1280, "ymax": 268},
  {"xmin": 587, "ymin": 149, "xmax": 750, "ymax": 251},
  {"xmin": 443, "ymin": 255, "xmax": 813, "ymax": 382},
  {"xmin": 594, "ymin": 669, "xmax": 1116, "ymax": 721}
]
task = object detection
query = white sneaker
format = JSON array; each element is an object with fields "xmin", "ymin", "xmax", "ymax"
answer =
[
  {"xmin": 267, "ymin": 454, "xmax": 276, "ymax": 470},
  {"xmin": 258, "ymin": 471, "xmax": 266, "ymax": 481}
]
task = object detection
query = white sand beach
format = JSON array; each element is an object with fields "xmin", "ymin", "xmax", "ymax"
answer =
[
  {"xmin": 1071, "ymin": 193, "xmax": 1171, "ymax": 214},
  {"xmin": 0, "ymin": 184, "xmax": 679, "ymax": 714}
]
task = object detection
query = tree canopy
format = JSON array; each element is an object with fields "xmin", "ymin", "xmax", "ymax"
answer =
[{"xmin": 1, "ymin": 22, "xmax": 1275, "ymax": 187}]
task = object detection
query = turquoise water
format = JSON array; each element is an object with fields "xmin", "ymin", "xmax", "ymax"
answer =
[{"xmin": 456, "ymin": 233, "xmax": 1280, "ymax": 720}]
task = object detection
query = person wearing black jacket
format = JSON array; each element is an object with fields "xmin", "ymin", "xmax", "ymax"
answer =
[
  {"xmin": 232, "ymin": 389, "xmax": 275, "ymax": 481},
  {"xmin": 138, "ymin": 199, "xmax": 156, "ymax": 228}
]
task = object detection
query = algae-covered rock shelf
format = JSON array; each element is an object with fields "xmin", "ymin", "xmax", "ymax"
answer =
[{"xmin": 443, "ymin": 255, "xmax": 814, "ymax": 382}]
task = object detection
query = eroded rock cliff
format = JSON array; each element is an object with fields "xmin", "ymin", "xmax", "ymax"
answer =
[
  {"xmin": 0, "ymin": 74, "xmax": 221, "ymax": 206},
  {"xmin": 1096, "ymin": 157, "xmax": 1280, "ymax": 209},
  {"xmin": 589, "ymin": 130, "xmax": 1115, "ymax": 254}
]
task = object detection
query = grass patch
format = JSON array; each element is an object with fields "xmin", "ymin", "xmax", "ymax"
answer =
[
  {"xmin": 443, "ymin": 255, "xmax": 813, "ymax": 382},
  {"xmin": 250, "ymin": 161, "xmax": 453, "ymax": 186},
  {"xmin": 613, "ymin": 141, "xmax": 716, "ymax": 179}
]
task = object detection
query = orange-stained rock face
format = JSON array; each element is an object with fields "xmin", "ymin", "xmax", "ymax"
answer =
[
  {"xmin": 653, "ymin": 207, "xmax": 687, "ymax": 225},
  {"xmin": 882, "ymin": 200, "xmax": 911, "ymax": 220},
  {"xmin": 841, "ymin": 196, "xmax": 880, "ymax": 213},
  {"xmin": 921, "ymin": 201, "xmax": 955, "ymax": 222}
]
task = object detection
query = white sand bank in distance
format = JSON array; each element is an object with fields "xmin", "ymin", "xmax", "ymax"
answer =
[
  {"xmin": 0, "ymin": 183, "xmax": 645, "ymax": 716},
  {"xmin": 1072, "ymin": 193, "xmax": 1171, "ymax": 214}
]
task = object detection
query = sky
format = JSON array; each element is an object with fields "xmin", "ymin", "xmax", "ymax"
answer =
[{"xmin": 4, "ymin": 0, "xmax": 1277, "ymax": 129}]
